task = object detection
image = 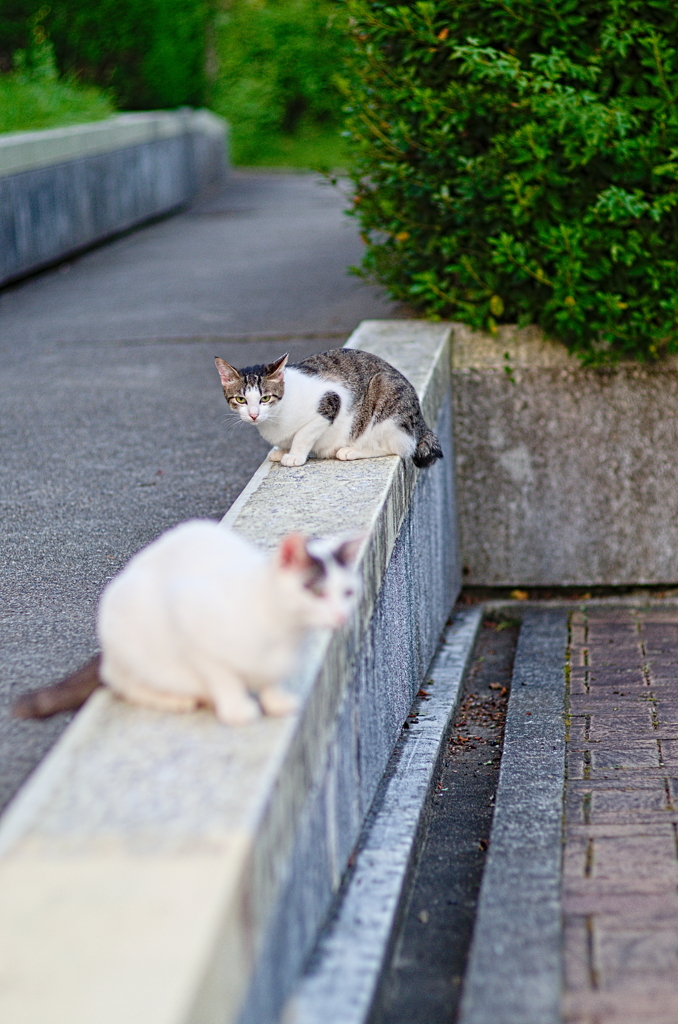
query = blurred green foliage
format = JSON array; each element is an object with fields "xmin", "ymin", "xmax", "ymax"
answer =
[
  {"xmin": 0, "ymin": 0, "xmax": 210, "ymax": 109},
  {"xmin": 0, "ymin": 4, "xmax": 114, "ymax": 131},
  {"xmin": 0, "ymin": 0, "xmax": 346, "ymax": 165},
  {"xmin": 212, "ymin": 0, "xmax": 347, "ymax": 166},
  {"xmin": 0, "ymin": 72, "xmax": 114, "ymax": 132},
  {"xmin": 342, "ymin": 1, "xmax": 678, "ymax": 363},
  {"xmin": 0, "ymin": 3, "xmax": 29, "ymax": 64}
]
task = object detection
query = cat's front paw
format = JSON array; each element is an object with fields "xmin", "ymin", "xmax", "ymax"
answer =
[
  {"xmin": 268, "ymin": 448, "xmax": 285, "ymax": 462},
  {"xmin": 336, "ymin": 447, "xmax": 361, "ymax": 461},
  {"xmin": 214, "ymin": 693, "xmax": 261, "ymax": 726},
  {"xmin": 259, "ymin": 685, "xmax": 298, "ymax": 717},
  {"xmin": 281, "ymin": 453, "xmax": 307, "ymax": 467}
]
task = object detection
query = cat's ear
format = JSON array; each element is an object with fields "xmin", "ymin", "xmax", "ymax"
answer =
[
  {"xmin": 277, "ymin": 533, "xmax": 313, "ymax": 572},
  {"xmin": 215, "ymin": 357, "xmax": 241, "ymax": 388},
  {"xmin": 265, "ymin": 353, "xmax": 289, "ymax": 384},
  {"xmin": 333, "ymin": 536, "xmax": 364, "ymax": 567}
]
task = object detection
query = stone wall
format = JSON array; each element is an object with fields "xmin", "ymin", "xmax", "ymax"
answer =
[
  {"xmin": 0, "ymin": 110, "xmax": 227, "ymax": 286},
  {"xmin": 237, "ymin": 390, "xmax": 457, "ymax": 1024},
  {"xmin": 0, "ymin": 321, "xmax": 459, "ymax": 1024},
  {"xmin": 452, "ymin": 323, "xmax": 678, "ymax": 586}
]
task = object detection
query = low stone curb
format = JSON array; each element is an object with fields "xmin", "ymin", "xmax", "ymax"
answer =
[
  {"xmin": 459, "ymin": 609, "xmax": 569, "ymax": 1024},
  {"xmin": 282, "ymin": 607, "xmax": 482, "ymax": 1024}
]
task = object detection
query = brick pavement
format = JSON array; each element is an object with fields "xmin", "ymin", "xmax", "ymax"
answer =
[{"xmin": 563, "ymin": 607, "xmax": 678, "ymax": 1024}]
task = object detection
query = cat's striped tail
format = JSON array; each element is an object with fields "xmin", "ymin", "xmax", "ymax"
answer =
[
  {"xmin": 413, "ymin": 428, "xmax": 443, "ymax": 468},
  {"xmin": 13, "ymin": 655, "xmax": 102, "ymax": 718}
]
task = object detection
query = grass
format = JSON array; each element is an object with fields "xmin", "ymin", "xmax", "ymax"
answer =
[
  {"xmin": 0, "ymin": 76, "xmax": 347, "ymax": 170},
  {"xmin": 228, "ymin": 122, "xmax": 349, "ymax": 171},
  {"xmin": 0, "ymin": 64, "xmax": 345, "ymax": 171},
  {"xmin": 0, "ymin": 76, "xmax": 115, "ymax": 134}
]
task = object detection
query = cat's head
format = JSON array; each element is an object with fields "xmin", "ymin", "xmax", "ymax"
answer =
[
  {"xmin": 273, "ymin": 533, "xmax": 362, "ymax": 630},
  {"xmin": 215, "ymin": 354, "xmax": 288, "ymax": 425}
]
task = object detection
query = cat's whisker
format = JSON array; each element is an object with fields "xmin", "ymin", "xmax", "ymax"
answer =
[
  {"xmin": 222, "ymin": 418, "xmax": 243, "ymax": 435},
  {"xmin": 221, "ymin": 415, "xmax": 249, "ymax": 438}
]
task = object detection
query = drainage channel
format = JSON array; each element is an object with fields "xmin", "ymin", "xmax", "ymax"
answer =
[
  {"xmin": 369, "ymin": 612, "xmax": 520, "ymax": 1024},
  {"xmin": 283, "ymin": 606, "xmax": 571, "ymax": 1024}
]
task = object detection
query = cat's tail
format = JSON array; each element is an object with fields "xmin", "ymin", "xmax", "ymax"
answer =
[
  {"xmin": 413, "ymin": 428, "xmax": 443, "ymax": 468},
  {"xmin": 13, "ymin": 655, "xmax": 102, "ymax": 719}
]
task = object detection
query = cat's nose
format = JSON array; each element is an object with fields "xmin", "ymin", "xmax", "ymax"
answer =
[{"xmin": 249, "ymin": 411, "xmax": 259, "ymax": 421}]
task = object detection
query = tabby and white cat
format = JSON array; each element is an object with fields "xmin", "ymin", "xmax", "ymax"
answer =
[
  {"xmin": 215, "ymin": 348, "xmax": 443, "ymax": 468},
  {"xmin": 14, "ymin": 521, "xmax": 361, "ymax": 726}
]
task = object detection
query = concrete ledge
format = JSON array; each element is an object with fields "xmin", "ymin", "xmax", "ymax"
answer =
[
  {"xmin": 452, "ymin": 323, "xmax": 678, "ymax": 586},
  {"xmin": 0, "ymin": 109, "xmax": 227, "ymax": 286},
  {"xmin": 0, "ymin": 321, "xmax": 459, "ymax": 1024}
]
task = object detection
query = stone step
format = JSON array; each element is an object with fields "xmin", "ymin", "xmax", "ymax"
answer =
[{"xmin": 458, "ymin": 609, "xmax": 568, "ymax": 1024}]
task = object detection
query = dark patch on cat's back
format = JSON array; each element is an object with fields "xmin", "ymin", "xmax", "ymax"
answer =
[
  {"xmin": 295, "ymin": 349, "xmax": 399, "ymax": 395},
  {"xmin": 350, "ymin": 371, "xmax": 424, "ymax": 440},
  {"xmin": 351, "ymin": 372, "xmax": 385, "ymax": 439},
  {"xmin": 318, "ymin": 391, "xmax": 341, "ymax": 423}
]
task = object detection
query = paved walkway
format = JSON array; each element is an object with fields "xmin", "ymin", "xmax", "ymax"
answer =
[
  {"xmin": 7, "ymin": 171, "xmax": 675, "ymax": 1024},
  {"xmin": 0, "ymin": 170, "xmax": 399, "ymax": 813},
  {"xmin": 564, "ymin": 606, "xmax": 678, "ymax": 1024}
]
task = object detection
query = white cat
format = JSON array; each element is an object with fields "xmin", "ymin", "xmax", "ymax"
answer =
[{"xmin": 14, "ymin": 521, "xmax": 361, "ymax": 726}]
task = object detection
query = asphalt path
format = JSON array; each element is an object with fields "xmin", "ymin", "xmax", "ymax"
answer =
[{"xmin": 0, "ymin": 170, "xmax": 400, "ymax": 812}]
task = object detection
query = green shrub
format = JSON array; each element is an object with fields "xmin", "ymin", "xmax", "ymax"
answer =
[
  {"xmin": 212, "ymin": 0, "xmax": 347, "ymax": 166},
  {"xmin": 342, "ymin": 1, "xmax": 678, "ymax": 363}
]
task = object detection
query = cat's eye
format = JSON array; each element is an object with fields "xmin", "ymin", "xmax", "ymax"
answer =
[
  {"xmin": 234, "ymin": 396, "xmax": 247, "ymax": 404},
  {"xmin": 261, "ymin": 395, "xmax": 272, "ymax": 403}
]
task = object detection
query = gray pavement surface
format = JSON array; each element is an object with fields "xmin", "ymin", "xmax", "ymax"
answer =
[{"xmin": 0, "ymin": 170, "xmax": 400, "ymax": 812}]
